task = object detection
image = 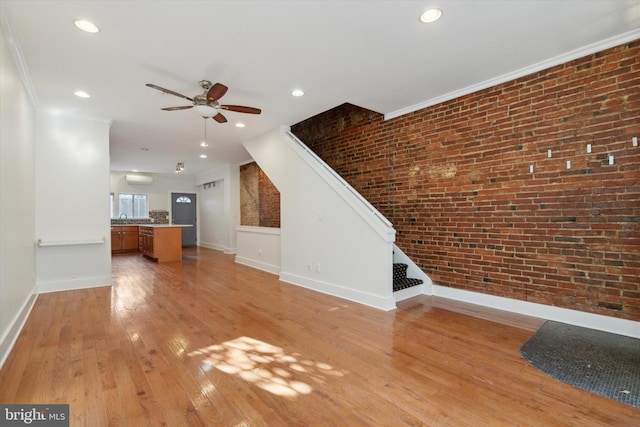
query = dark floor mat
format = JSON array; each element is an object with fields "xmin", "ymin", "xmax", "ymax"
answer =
[{"xmin": 520, "ymin": 321, "xmax": 640, "ymax": 408}]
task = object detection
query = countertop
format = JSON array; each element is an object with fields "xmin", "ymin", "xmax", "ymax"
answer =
[
  {"xmin": 138, "ymin": 224, "xmax": 192, "ymax": 228},
  {"xmin": 111, "ymin": 224, "xmax": 192, "ymax": 228}
]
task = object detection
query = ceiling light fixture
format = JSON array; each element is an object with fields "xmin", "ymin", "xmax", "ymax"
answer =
[
  {"xmin": 200, "ymin": 154, "xmax": 207, "ymax": 159},
  {"xmin": 419, "ymin": 8, "xmax": 443, "ymax": 23},
  {"xmin": 200, "ymin": 142, "xmax": 209, "ymax": 147},
  {"xmin": 193, "ymin": 104, "xmax": 218, "ymax": 118},
  {"xmin": 175, "ymin": 162, "xmax": 185, "ymax": 173},
  {"xmin": 291, "ymin": 89, "xmax": 305, "ymax": 97},
  {"xmin": 235, "ymin": 122, "xmax": 245, "ymax": 128},
  {"xmin": 74, "ymin": 90, "xmax": 90, "ymax": 98},
  {"xmin": 74, "ymin": 19, "xmax": 100, "ymax": 33}
]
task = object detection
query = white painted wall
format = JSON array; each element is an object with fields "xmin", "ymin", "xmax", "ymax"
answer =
[
  {"xmin": 0, "ymin": 10, "xmax": 37, "ymax": 367},
  {"xmin": 35, "ymin": 111, "xmax": 112, "ymax": 293},
  {"xmin": 243, "ymin": 128, "xmax": 396, "ymax": 310},
  {"xmin": 196, "ymin": 164, "xmax": 240, "ymax": 253},
  {"xmin": 236, "ymin": 226, "xmax": 281, "ymax": 274},
  {"xmin": 110, "ymin": 171, "xmax": 197, "ymax": 214},
  {"xmin": 199, "ymin": 179, "xmax": 228, "ymax": 251}
]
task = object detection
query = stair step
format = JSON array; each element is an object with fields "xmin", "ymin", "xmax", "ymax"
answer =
[
  {"xmin": 393, "ymin": 277, "xmax": 423, "ymax": 292},
  {"xmin": 393, "ymin": 263, "xmax": 408, "ymax": 280}
]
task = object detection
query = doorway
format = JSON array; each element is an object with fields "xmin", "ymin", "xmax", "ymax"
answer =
[{"xmin": 171, "ymin": 192, "xmax": 197, "ymax": 246}]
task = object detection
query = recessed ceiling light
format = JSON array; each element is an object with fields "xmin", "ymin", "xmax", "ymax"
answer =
[
  {"xmin": 419, "ymin": 8, "xmax": 442, "ymax": 23},
  {"xmin": 74, "ymin": 90, "xmax": 90, "ymax": 98},
  {"xmin": 141, "ymin": 147, "xmax": 149, "ymax": 151},
  {"xmin": 291, "ymin": 89, "xmax": 305, "ymax": 97},
  {"xmin": 199, "ymin": 154, "xmax": 208, "ymax": 159},
  {"xmin": 235, "ymin": 122, "xmax": 245, "ymax": 128},
  {"xmin": 74, "ymin": 19, "xmax": 100, "ymax": 33},
  {"xmin": 200, "ymin": 142, "xmax": 209, "ymax": 147},
  {"xmin": 132, "ymin": 169, "xmax": 139, "ymax": 172}
]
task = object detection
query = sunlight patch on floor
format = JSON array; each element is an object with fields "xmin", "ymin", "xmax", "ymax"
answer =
[{"xmin": 189, "ymin": 336, "xmax": 345, "ymax": 398}]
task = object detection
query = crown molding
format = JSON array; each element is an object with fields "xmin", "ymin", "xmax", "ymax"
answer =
[{"xmin": 0, "ymin": 3, "xmax": 38, "ymax": 107}]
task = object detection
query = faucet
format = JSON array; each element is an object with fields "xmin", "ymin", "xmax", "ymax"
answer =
[{"xmin": 119, "ymin": 213, "xmax": 128, "ymax": 224}]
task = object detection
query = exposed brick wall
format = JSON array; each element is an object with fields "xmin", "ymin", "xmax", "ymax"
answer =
[
  {"xmin": 240, "ymin": 163, "xmax": 259, "ymax": 226},
  {"xmin": 240, "ymin": 162, "xmax": 281, "ymax": 228},
  {"xmin": 291, "ymin": 41, "xmax": 640, "ymax": 321},
  {"xmin": 259, "ymin": 167, "xmax": 281, "ymax": 228}
]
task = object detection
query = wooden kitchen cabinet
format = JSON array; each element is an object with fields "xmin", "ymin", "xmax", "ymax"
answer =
[
  {"xmin": 139, "ymin": 226, "xmax": 182, "ymax": 262},
  {"xmin": 111, "ymin": 226, "xmax": 139, "ymax": 253}
]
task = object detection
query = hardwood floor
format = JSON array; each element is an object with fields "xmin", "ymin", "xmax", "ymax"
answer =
[{"xmin": 1, "ymin": 247, "xmax": 637, "ymax": 426}]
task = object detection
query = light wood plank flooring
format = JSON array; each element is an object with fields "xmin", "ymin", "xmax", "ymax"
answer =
[{"xmin": 1, "ymin": 247, "xmax": 637, "ymax": 426}]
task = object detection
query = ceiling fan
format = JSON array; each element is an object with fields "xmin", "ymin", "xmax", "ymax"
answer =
[{"xmin": 145, "ymin": 80, "xmax": 261, "ymax": 123}]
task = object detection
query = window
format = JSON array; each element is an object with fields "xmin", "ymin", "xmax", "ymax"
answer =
[
  {"xmin": 176, "ymin": 196, "xmax": 192, "ymax": 203},
  {"xmin": 118, "ymin": 193, "xmax": 149, "ymax": 218},
  {"xmin": 110, "ymin": 193, "xmax": 114, "ymax": 218}
]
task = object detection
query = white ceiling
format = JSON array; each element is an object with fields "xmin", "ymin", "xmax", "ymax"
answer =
[{"xmin": 3, "ymin": 1, "xmax": 640, "ymax": 176}]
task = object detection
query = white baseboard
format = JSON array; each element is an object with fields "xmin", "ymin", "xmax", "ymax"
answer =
[
  {"xmin": 36, "ymin": 275, "xmax": 112, "ymax": 294},
  {"xmin": 394, "ymin": 284, "xmax": 425, "ymax": 302},
  {"xmin": 235, "ymin": 256, "xmax": 280, "ymax": 275},
  {"xmin": 431, "ymin": 285, "xmax": 640, "ymax": 339},
  {"xmin": 0, "ymin": 291, "xmax": 37, "ymax": 369},
  {"xmin": 280, "ymin": 272, "xmax": 396, "ymax": 311},
  {"xmin": 199, "ymin": 242, "xmax": 236, "ymax": 254}
]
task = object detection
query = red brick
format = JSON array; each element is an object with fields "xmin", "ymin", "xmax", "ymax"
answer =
[{"xmin": 291, "ymin": 40, "xmax": 640, "ymax": 321}]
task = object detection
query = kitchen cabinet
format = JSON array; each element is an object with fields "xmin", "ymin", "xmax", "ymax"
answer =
[
  {"xmin": 139, "ymin": 226, "xmax": 183, "ymax": 262},
  {"xmin": 111, "ymin": 226, "xmax": 139, "ymax": 253}
]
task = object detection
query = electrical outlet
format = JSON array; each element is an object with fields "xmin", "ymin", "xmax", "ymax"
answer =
[
  {"xmin": 315, "ymin": 263, "xmax": 321, "ymax": 273},
  {"xmin": 307, "ymin": 262, "xmax": 313, "ymax": 271}
]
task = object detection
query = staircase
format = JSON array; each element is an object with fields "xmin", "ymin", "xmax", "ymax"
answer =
[{"xmin": 393, "ymin": 262, "xmax": 423, "ymax": 292}]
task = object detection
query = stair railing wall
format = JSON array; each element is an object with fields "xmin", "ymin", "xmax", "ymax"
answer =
[
  {"xmin": 243, "ymin": 127, "xmax": 396, "ymax": 310},
  {"xmin": 283, "ymin": 128, "xmax": 395, "ymax": 243}
]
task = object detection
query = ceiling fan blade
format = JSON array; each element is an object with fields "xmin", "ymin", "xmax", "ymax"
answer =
[
  {"xmin": 207, "ymin": 83, "xmax": 228, "ymax": 102},
  {"xmin": 161, "ymin": 106, "xmax": 193, "ymax": 111},
  {"xmin": 146, "ymin": 83, "xmax": 193, "ymax": 102},
  {"xmin": 212, "ymin": 112, "xmax": 227, "ymax": 123},
  {"xmin": 220, "ymin": 105, "xmax": 262, "ymax": 114}
]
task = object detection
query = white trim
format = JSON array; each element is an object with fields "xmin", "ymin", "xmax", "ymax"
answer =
[
  {"xmin": 236, "ymin": 225, "xmax": 281, "ymax": 235},
  {"xmin": 431, "ymin": 285, "xmax": 640, "ymax": 339},
  {"xmin": 394, "ymin": 284, "xmax": 425, "ymax": 302},
  {"xmin": 0, "ymin": 4, "xmax": 38, "ymax": 106},
  {"xmin": 37, "ymin": 276, "xmax": 112, "ymax": 294},
  {"xmin": 235, "ymin": 256, "xmax": 280, "ymax": 275},
  {"xmin": 198, "ymin": 242, "xmax": 234, "ymax": 254},
  {"xmin": 386, "ymin": 29, "xmax": 640, "ymax": 120},
  {"xmin": 280, "ymin": 271, "xmax": 397, "ymax": 311},
  {"xmin": 0, "ymin": 292, "xmax": 37, "ymax": 369}
]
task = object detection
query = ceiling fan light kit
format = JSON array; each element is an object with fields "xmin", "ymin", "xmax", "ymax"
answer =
[
  {"xmin": 193, "ymin": 104, "xmax": 218, "ymax": 118},
  {"xmin": 146, "ymin": 79, "xmax": 262, "ymax": 173},
  {"xmin": 146, "ymin": 79, "xmax": 261, "ymax": 122}
]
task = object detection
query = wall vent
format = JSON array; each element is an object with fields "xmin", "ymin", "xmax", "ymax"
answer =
[{"xmin": 125, "ymin": 174, "xmax": 153, "ymax": 185}]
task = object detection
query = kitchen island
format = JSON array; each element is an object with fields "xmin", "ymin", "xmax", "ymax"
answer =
[{"xmin": 139, "ymin": 224, "xmax": 191, "ymax": 263}]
